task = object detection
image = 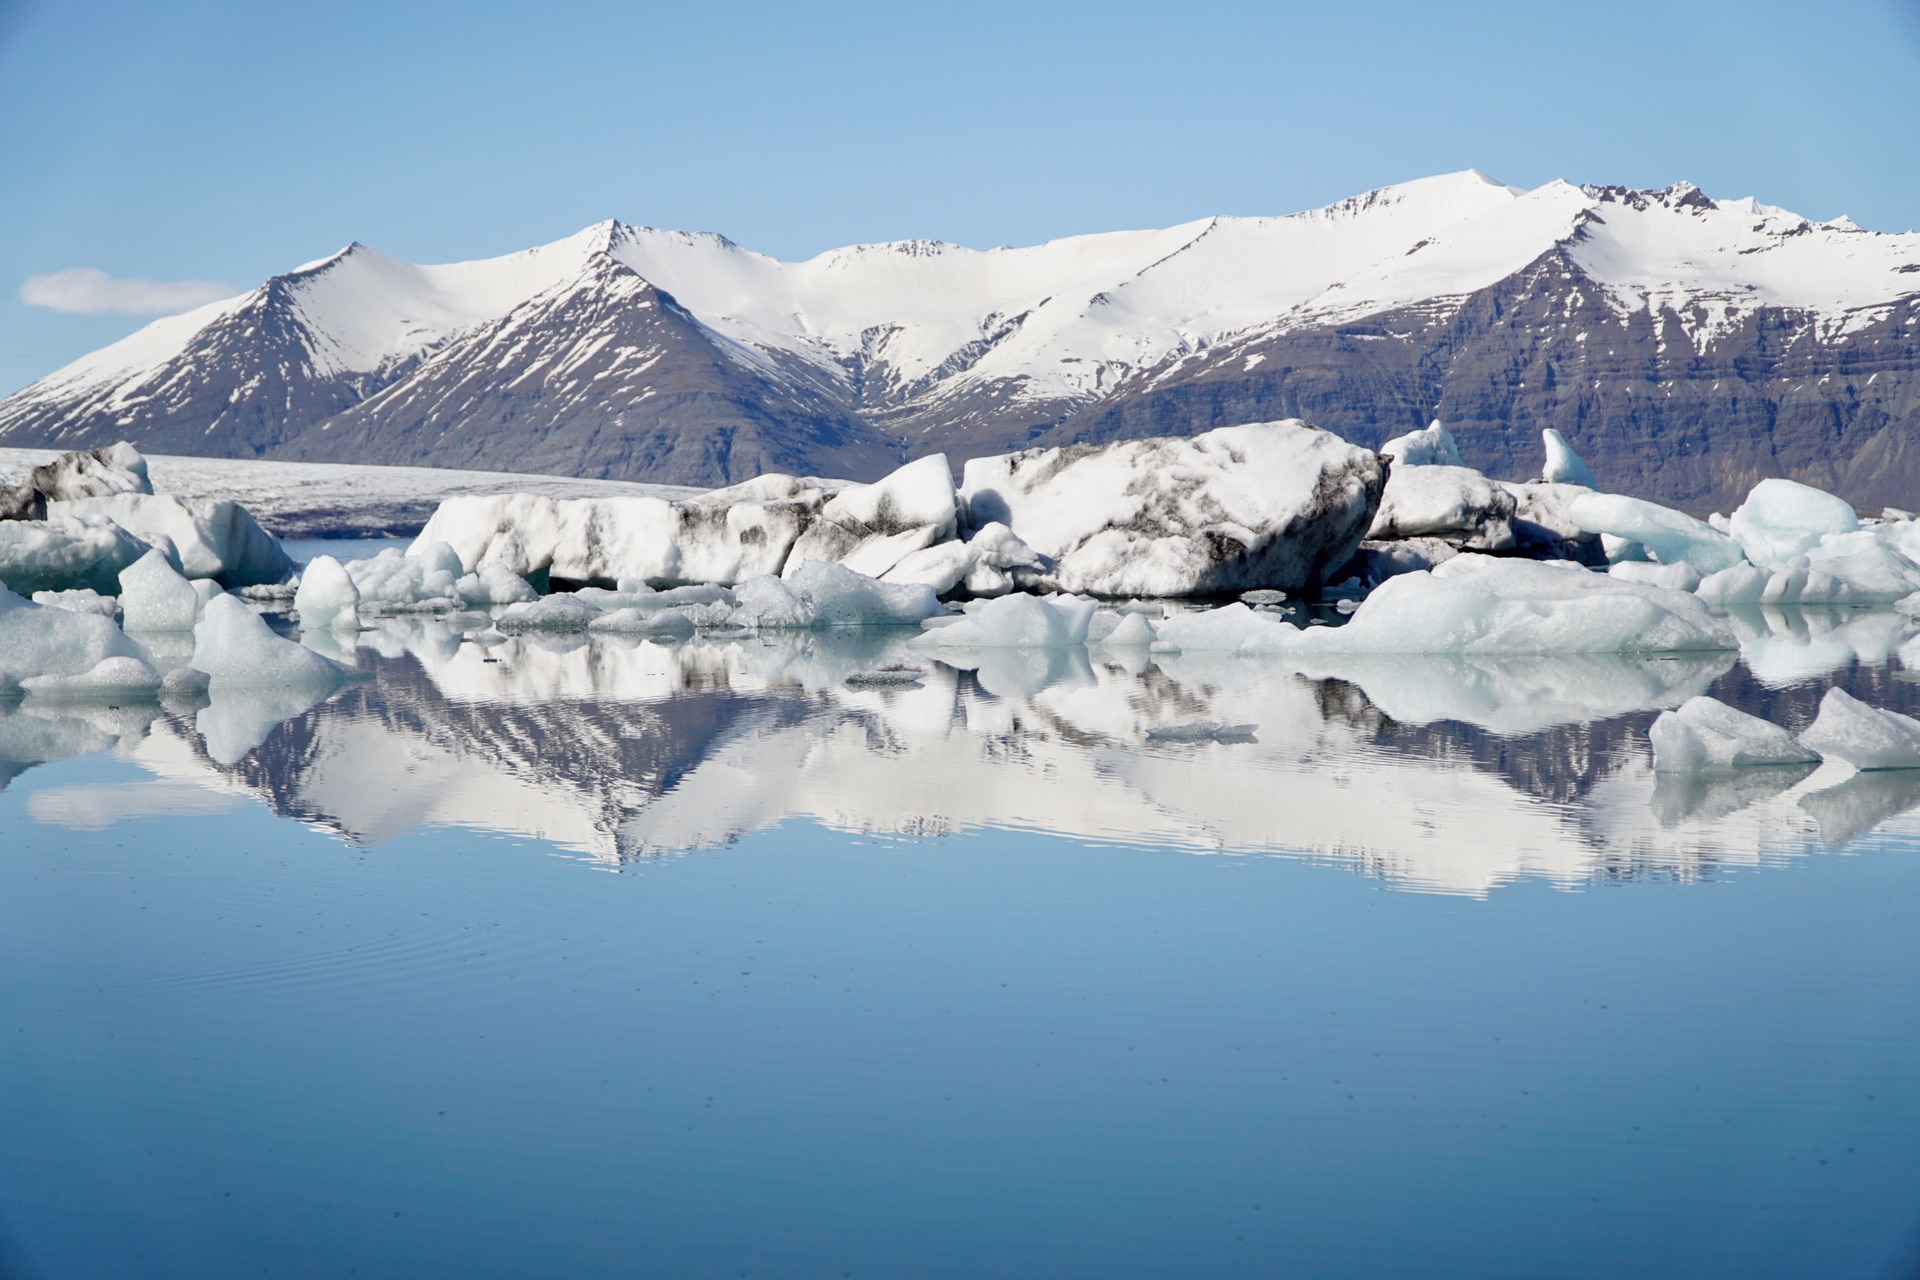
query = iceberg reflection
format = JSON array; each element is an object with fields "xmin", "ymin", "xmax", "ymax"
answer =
[{"xmin": 0, "ymin": 605, "xmax": 1878, "ymax": 895}]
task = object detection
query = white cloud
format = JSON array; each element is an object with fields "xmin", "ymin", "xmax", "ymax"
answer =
[{"xmin": 20, "ymin": 267, "xmax": 241, "ymax": 316}]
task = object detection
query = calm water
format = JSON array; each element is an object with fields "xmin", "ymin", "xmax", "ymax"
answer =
[{"xmin": 4, "ymin": 607, "xmax": 1920, "ymax": 1277}]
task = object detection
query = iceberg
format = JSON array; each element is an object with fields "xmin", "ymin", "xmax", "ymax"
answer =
[
  {"xmin": 1696, "ymin": 542, "xmax": 1920, "ymax": 607},
  {"xmin": 0, "ymin": 514, "xmax": 150, "ymax": 595},
  {"xmin": 783, "ymin": 455, "xmax": 959, "ymax": 579},
  {"xmin": 1541, "ymin": 429, "xmax": 1599, "ymax": 489},
  {"xmin": 733, "ymin": 562, "xmax": 940, "ymax": 630},
  {"xmin": 0, "ymin": 581, "xmax": 147, "ymax": 681},
  {"xmin": 495, "ymin": 594, "xmax": 605, "ymax": 633},
  {"xmin": 1366, "ymin": 465, "xmax": 1516, "ymax": 550},
  {"xmin": 1648, "ymin": 696, "xmax": 1821, "ymax": 773},
  {"xmin": 0, "ymin": 441, "xmax": 151, "ymax": 521},
  {"xmin": 191, "ymin": 594, "xmax": 356, "ymax": 689},
  {"xmin": 31, "ymin": 588, "xmax": 119, "ymax": 618},
  {"xmin": 912, "ymin": 592, "xmax": 1097, "ymax": 649},
  {"xmin": 1379, "ymin": 420, "xmax": 1464, "ymax": 468},
  {"xmin": 1608, "ymin": 561, "xmax": 1703, "ymax": 594},
  {"xmin": 20, "ymin": 656, "xmax": 164, "ymax": 701},
  {"xmin": 1155, "ymin": 557, "xmax": 1735, "ymax": 655},
  {"xmin": 1727, "ymin": 478, "xmax": 1859, "ymax": 567},
  {"xmin": 293, "ymin": 555, "xmax": 362, "ymax": 631},
  {"xmin": 1797, "ymin": 687, "xmax": 1920, "ymax": 770},
  {"xmin": 415, "ymin": 477, "xmax": 832, "ymax": 588},
  {"xmin": 1569, "ymin": 493, "xmax": 1745, "ymax": 574},
  {"xmin": 959, "ymin": 421, "xmax": 1385, "ymax": 597},
  {"xmin": 118, "ymin": 548, "xmax": 201, "ymax": 631},
  {"xmin": 879, "ymin": 540, "xmax": 978, "ymax": 596},
  {"xmin": 51, "ymin": 493, "xmax": 291, "ymax": 586}
]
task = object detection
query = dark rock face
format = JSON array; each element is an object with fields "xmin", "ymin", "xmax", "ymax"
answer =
[{"xmin": 1050, "ymin": 250, "xmax": 1920, "ymax": 515}]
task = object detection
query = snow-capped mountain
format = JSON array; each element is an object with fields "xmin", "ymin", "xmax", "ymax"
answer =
[{"xmin": 6, "ymin": 171, "xmax": 1919, "ymax": 506}]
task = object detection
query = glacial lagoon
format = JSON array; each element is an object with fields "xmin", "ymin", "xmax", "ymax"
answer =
[{"xmin": 3, "ymin": 595, "xmax": 1920, "ymax": 1277}]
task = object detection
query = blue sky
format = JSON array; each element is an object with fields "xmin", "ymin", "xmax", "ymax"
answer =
[{"xmin": 3, "ymin": 0, "xmax": 1918, "ymax": 394}]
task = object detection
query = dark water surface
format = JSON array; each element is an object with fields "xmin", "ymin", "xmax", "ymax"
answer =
[{"xmin": 3, "ymin": 609, "xmax": 1920, "ymax": 1278}]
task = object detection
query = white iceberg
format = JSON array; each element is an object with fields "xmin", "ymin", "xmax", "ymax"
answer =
[
  {"xmin": 191, "ymin": 594, "xmax": 356, "ymax": 688},
  {"xmin": 0, "ymin": 581, "xmax": 147, "ymax": 680},
  {"xmin": 455, "ymin": 563, "xmax": 538, "ymax": 607},
  {"xmin": 51, "ymin": 493, "xmax": 291, "ymax": 585},
  {"xmin": 1727, "ymin": 478, "xmax": 1859, "ymax": 567},
  {"xmin": 20, "ymin": 655, "xmax": 163, "ymax": 701},
  {"xmin": 912, "ymin": 592, "xmax": 1098, "ymax": 649},
  {"xmin": 0, "ymin": 514, "xmax": 150, "ymax": 595},
  {"xmin": 1608, "ymin": 561, "xmax": 1703, "ymax": 594},
  {"xmin": 784, "ymin": 455, "xmax": 958, "ymax": 579},
  {"xmin": 1541, "ymin": 429, "xmax": 1599, "ymax": 489},
  {"xmin": 959, "ymin": 421, "xmax": 1386, "ymax": 597},
  {"xmin": 495, "ymin": 594, "xmax": 605, "ymax": 633},
  {"xmin": 1379, "ymin": 420, "xmax": 1464, "ymax": 468},
  {"xmin": 1648, "ymin": 696, "xmax": 1821, "ymax": 773},
  {"xmin": 1696, "ymin": 542, "xmax": 1920, "ymax": 608},
  {"xmin": 732, "ymin": 562, "xmax": 940, "ymax": 630},
  {"xmin": 293, "ymin": 555, "xmax": 362, "ymax": 631},
  {"xmin": 415, "ymin": 476, "xmax": 832, "ymax": 588},
  {"xmin": 1569, "ymin": 493, "xmax": 1745, "ymax": 574},
  {"xmin": 879, "ymin": 540, "xmax": 978, "ymax": 596},
  {"xmin": 119, "ymin": 547, "xmax": 201, "ymax": 631},
  {"xmin": 1367, "ymin": 465, "xmax": 1516, "ymax": 550},
  {"xmin": 1797, "ymin": 687, "xmax": 1920, "ymax": 771},
  {"xmin": 31, "ymin": 588, "xmax": 119, "ymax": 619},
  {"xmin": 1155, "ymin": 557, "xmax": 1735, "ymax": 655}
]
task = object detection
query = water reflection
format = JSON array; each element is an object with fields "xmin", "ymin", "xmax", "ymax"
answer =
[{"xmin": 13, "ymin": 605, "xmax": 1920, "ymax": 895}]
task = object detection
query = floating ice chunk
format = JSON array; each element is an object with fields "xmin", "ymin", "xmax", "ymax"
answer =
[
  {"xmin": 191, "ymin": 594, "xmax": 355, "ymax": 688},
  {"xmin": 1797, "ymin": 687, "xmax": 1920, "ymax": 770},
  {"xmin": 1089, "ymin": 611, "xmax": 1157, "ymax": 646},
  {"xmin": 880, "ymin": 541, "xmax": 978, "ymax": 595},
  {"xmin": 1609, "ymin": 561, "xmax": 1703, "ymax": 593},
  {"xmin": 0, "ymin": 581, "xmax": 145, "ymax": 679},
  {"xmin": 587, "ymin": 607, "xmax": 695, "ymax": 637},
  {"xmin": 20, "ymin": 655, "xmax": 163, "ymax": 700},
  {"xmin": 1727, "ymin": 479, "xmax": 1859, "ymax": 567},
  {"xmin": 1602, "ymin": 534, "xmax": 1650, "ymax": 564},
  {"xmin": 32, "ymin": 588, "xmax": 118, "ymax": 618},
  {"xmin": 1649, "ymin": 696, "xmax": 1821, "ymax": 773},
  {"xmin": 495, "ymin": 594, "xmax": 604, "ymax": 633},
  {"xmin": 1367, "ymin": 465, "xmax": 1515, "ymax": 550},
  {"xmin": 1159, "ymin": 558, "xmax": 1734, "ymax": 655},
  {"xmin": 968, "ymin": 521, "xmax": 1046, "ymax": 571},
  {"xmin": 1144, "ymin": 720, "xmax": 1258, "ymax": 743},
  {"xmin": 454, "ymin": 563, "xmax": 538, "ymax": 607},
  {"xmin": 1697, "ymin": 543, "xmax": 1920, "ymax": 608},
  {"xmin": 119, "ymin": 548, "xmax": 200, "ymax": 631},
  {"xmin": 293, "ymin": 555, "xmax": 361, "ymax": 631},
  {"xmin": 52, "ymin": 494, "xmax": 291, "ymax": 585},
  {"xmin": 912, "ymin": 592, "xmax": 1097, "ymax": 648},
  {"xmin": 785, "ymin": 455, "xmax": 959, "ymax": 579},
  {"xmin": 347, "ymin": 545, "xmax": 461, "ymax": 609},
  {"xmin": 1541, "ymin": 429, "xmax": 1599, "ymax": 489},
  {"xmin": 416, "ymin": 483, "xmax": 830, "ymax": 588},
  {"xmin": 1501, "ymin": 482, "xmax": 1603, "ymax": 554},
  {"xmin": 1379, "ymin": 420, "xmax": 1464, "ymax": 468},
  {"xmin": 737, "ymin": 562, "xmax": 940, "ymax": 630},
  {"xmin": 0, "ymin": 514, "xmax": 150, "ymax": 595},
  {"xmin": 960, "ymin": 422, "xmax": 1386, "ymax": 596},
  {"xmin": 1569, "ymin": 493, "xmax": 1745, "ymax": 573}
]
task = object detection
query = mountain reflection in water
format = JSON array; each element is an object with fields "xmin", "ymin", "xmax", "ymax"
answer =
[{"xmin": 11, "ymin": 603, "xmax": 1920, "ymax": 896}]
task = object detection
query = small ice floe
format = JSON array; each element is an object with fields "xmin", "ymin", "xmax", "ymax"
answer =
[
  {"xmin": 1796, "ymin": 687, "xmax": 1920, "ymax": 771},
  {"xmin": 1333, "ymin": 598, "xmax": 1361, "ymax": 614},
  {"xmin": 912, "ymin": 592, "xmax": 1096, "ymax": 649},
  {"xmin": 32, "ymin": 587, "xmax": 120, "ymax": 618},
  {"xmin": 1144, "ymin": 720, "xmax": 1258, "ymax": 744},
  {"xmin": 843, "ymin": 669, "xmax": 928, "ymax": 689},
  {"xmin": 1648, "ymin": 696, "xmax": 1821, "ymax": 773},
  {"xmin": 1239, "ymin": 589, "xmax": 1288, "ymax": 605}
]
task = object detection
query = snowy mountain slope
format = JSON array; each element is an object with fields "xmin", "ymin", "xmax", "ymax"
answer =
[{"xmin": 3, "ymin": 171, "xmax": 1918, "ymax": 498}]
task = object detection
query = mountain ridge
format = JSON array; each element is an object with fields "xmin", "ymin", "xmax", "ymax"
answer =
[{"xmin": 4, "ymin": 170, "xmax": 1917, "ymax": 508}]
